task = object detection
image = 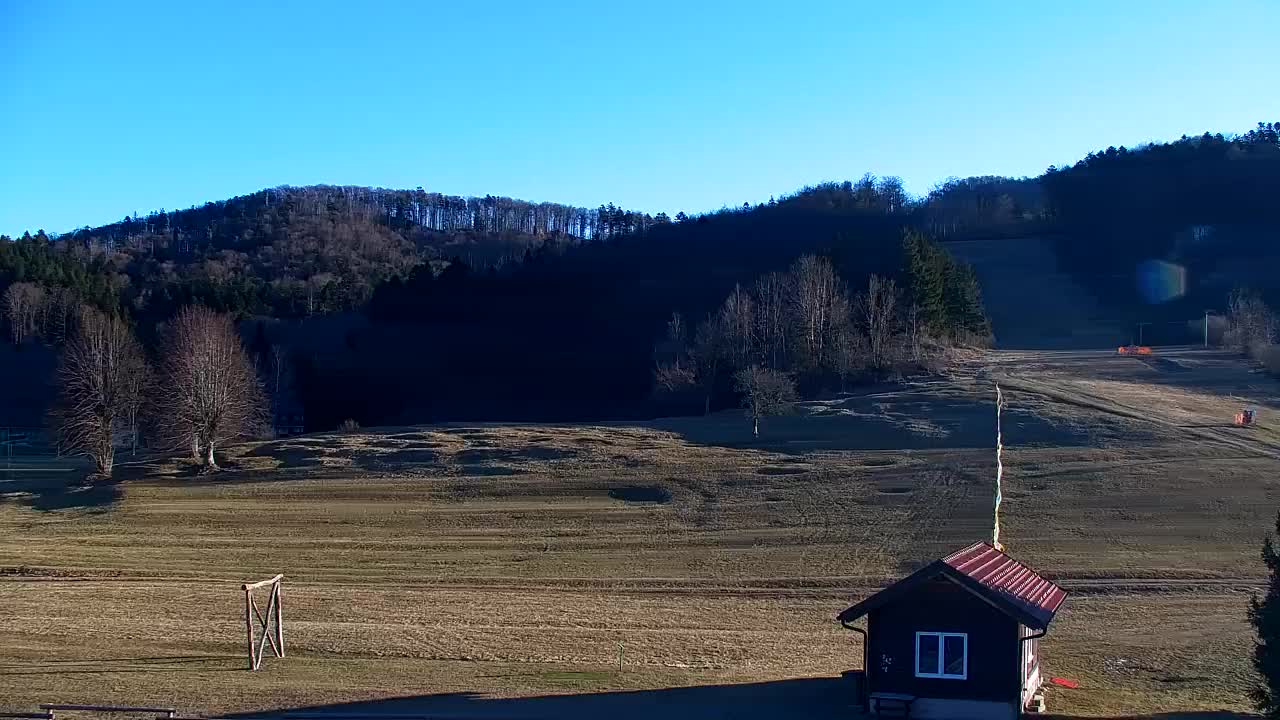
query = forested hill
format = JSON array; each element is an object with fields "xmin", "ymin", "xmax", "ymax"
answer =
[
  {"xmin": 0, "ymin": 186, "xmax": 656, "ymax": 324},
  {"xmin": 3, "ymin": 121, "xmax": 1278, "ymax": 427},
  {"xmin": 925, "ymin": 123, "xmax": 1280, "ymax": 335},
  {"xmin": 1, "ymin": 175, "xmax": 987, "ymax": 427},
  {"xmin": 1044, "ymin": 124, "xmax": 1280, "ymax": 315}
]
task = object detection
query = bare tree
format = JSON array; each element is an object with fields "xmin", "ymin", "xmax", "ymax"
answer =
[
  {"xmin": 690, "ymin": 314, "xmax": 725, "ymax": 415},
  {"xmin": 653, "ymin": 362, "xmax": 697, "ymax": 395},
  {"xmin": 666, "ymin": 312, "xmax": 685, "ymax": 350},
  {"xmin": 657, "ymin": 312, "xmax": 689, "ymax": 371},
  {"xmin": 52, "ymin": 308, "xmax": 149, "ymax": 477},
  {"xmin": 153, "ymin": 306, "xmax": 267, "ymax": 470},
  {"xmin": 719, "ymin": 284, "xmax": 755, "ymax": 369},
  {"xmin": 734, "ymin": 365, "xmax": 798, "ymax": 437},
  {"xmin": 1227, "ymin": 288, "xmax": 1277, "ymax": 354},
  {"xmin": 4, "ymin": 284, "xmax": 26, "ymax": 345},
  {"xmin": 856, "ymin": 274, "xmax": 900, "ymax": 371},
  {"xmin": 20, "ymin": 283, "xmax": 46, "ymax": 342},
  {"xmin": 787, "ymin": 256, "xmax": 848, "ymax": 371},
  {"xmin": 122, "ymin": 349, "xmax": 147, "ymax": 456},
  {"xmin": 904, "ymin": 302, "xmax": 925, "ymax": 364},
  {"xmin": 269, "ymin": 342, "xmax": 290, "ymax": 420},
  {"xmin": 652, "ymin": 312, "xmax": 697, "ymax": 401},
  {"xmin": 4, "ymin": 282, "xmax": 46, "ymax": 345},
  {"xmin": 43, "ymin": 287, "xmax": 82, "ymax": 345},
  {"xmin": 753, "ymin": 272, "xmax": 789, "ymax": 369},
  {"xmin": 831, "ymin": 323, "xmax": 866, "ymax": 391}
]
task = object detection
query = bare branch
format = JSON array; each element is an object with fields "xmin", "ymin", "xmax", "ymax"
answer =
[
  {"xmin": 1227, "ymin": 288, "xmax": 1277, "ymax": 354},
  {"xmin": 150, "ymin": 306, "xmax": 268, "ymax": 470},
  {"xmin": 785, "ymin": 256, "xmax": 849, "ymax": 372},
  {"xmin": 734, "ymin": 365, "xmax": 798, "ymax": 437},
  {"xmin": 52, "ymin": 307, "xmax": 148, "ymax": 477},
  {"xmin": 855, "ymin": 273, "xmax": 900, "ymax": 371},
  {"xmin": 4, "ymin": 282, "xmax": 47, "ymax": 345}
]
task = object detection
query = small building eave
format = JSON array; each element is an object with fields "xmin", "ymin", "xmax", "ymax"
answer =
[{"xmin": 837, "ymin": 545, "xmax": 1067, "ymax": 631}]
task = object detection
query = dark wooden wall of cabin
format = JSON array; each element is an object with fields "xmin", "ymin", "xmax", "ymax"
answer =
[{"xmin": 867, "ymin": 578, "xmax": 1019, "ymax": 702}]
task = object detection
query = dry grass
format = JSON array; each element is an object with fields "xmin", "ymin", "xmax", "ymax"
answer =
[{"xmin": 0, "ymin": 346, "xmax": 1272, "ymax": 717}]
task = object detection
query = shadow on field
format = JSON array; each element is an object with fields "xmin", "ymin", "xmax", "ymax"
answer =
[
  {"xmin": 245, "ymin": 432, "xmax": 572, "ymax": 473},
  {"xmin": 647, "ymin": 385, "xmax": 1102, "ymax": 454},
  {"xmin": 0, "ymin": 469, "xmax": 120, "ymax": 512},
  {"xmin": 226, "ymin": 677, "xmax": 1254, "ymax": 720},
  {"xmin": 231, "ymin": 677, "xmax": 852, "ymax": 719},
  {"xmin": 455, "ymin": 446, "xmax": 578, "ymax": 464},
  {"xmin": 1136, "ymin": 355, "xmax": 1192, "ymax": 374},
  {"xmin": 246, "ymin": 440, "xmax": 329, "ymax": 468},
  {"xmin": 238, "ymin": 436, "xmax": 446, "ymax": 476}
]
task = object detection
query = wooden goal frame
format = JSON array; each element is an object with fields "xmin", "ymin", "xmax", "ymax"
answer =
[{"xmin": 242, "ymin": 574, "xmax": 284, "ymax": 670}]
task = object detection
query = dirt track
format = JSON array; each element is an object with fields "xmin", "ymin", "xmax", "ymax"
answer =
[{"xmin": 990, "ymin": 346, "xmax": 1280, "ymax": 459}]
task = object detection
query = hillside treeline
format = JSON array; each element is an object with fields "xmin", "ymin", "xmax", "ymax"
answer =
[
  {"xmin": 8, "ymin": 121, "xmax": 1277, "ymax": 429},
  {"xmin": 0, "ymin": 186, "xmax": 656, "ymax": 324},
  {"xmin": 1044, "ymin": 122, "xmax": 1280, "ymax": 310},
  {"xmin": 4, "ymin": 177, "xmax": 954, "ymax": 428},
  {"xmin": 334, "ymin": 190, "xmax": 982, "ymax": 427}
]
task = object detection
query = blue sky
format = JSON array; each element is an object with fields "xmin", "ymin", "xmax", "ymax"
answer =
[{"xmin": 2, "ymin": 0, "xmax": 1278, "ymax": 235}]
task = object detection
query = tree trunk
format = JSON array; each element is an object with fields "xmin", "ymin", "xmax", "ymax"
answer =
[
  {"xmin": 205, "ymin": 441, "xmax": 218, "ymax": 470},
  {"xmin": 704, "ymin": 392, "xmax": 711, "ymax": 416},
  {"xmin": 191, "ymin": 434, "xmax": 201, "ymax": 460},
  {"xmin": 753, "ymin": 415, "xmax": 759, "ymax": 438},
  {"xmin": 96, "ymin": 447, "xmax": 114, "ymax": 477}
]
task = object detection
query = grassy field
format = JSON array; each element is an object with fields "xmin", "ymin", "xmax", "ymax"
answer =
[{"xmin": 0, "ymin": 347, "xmax": 1274, "ymax": 717}]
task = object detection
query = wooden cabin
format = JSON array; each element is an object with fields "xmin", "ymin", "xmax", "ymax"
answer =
[{"xmin": 838, "ymin": 542, "xmax": 1067, "ymax": 719}]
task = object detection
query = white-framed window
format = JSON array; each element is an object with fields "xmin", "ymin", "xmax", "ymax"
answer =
[{"xmin": 915, "ymin": 631, "xmax": 968, "ymax": 679}]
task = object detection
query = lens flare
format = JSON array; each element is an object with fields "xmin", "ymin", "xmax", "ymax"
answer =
[{"xmin": 1136, "ymin": 259, "xmax": 1186, "ymax": 304}]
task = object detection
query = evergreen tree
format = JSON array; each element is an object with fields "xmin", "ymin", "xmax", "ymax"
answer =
[
  {"xmin": 903, "ymin": 230, "xmax": 945, "ymax": 332},
  {"xmin": 1251, "ymin": 511, "xmax": 1280, "ymax": 717},
  {"xmin": 944, "ymin": 261, "xmax": 990, "ymax": 336},
  {"xmin": 903, "ymin": 229, "xmax": 989, "ymax": 341}
]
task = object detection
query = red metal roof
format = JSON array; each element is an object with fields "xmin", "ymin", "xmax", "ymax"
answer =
[{"xmin": 943, "ymin": 541, "xmax": 1067, "ymax": 628}]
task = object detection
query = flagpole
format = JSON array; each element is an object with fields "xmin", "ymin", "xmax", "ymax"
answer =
[{"xmin": 994, "ymin": 382, "xmax": 1004, "ymax": 551}]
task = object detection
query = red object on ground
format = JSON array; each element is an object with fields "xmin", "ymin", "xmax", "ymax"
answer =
[
  {"xmin": 1117, "ymin": 345, "xmax": 1153, "ymax": 355},
  {"xmin": 1050, "ymin": 677, "xmax": 1080, "ymax": 689}
]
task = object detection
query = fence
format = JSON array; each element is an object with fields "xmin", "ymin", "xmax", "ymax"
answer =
[
  {"xmin": 19, "ymin": 709, "xmax": 501, "ymax": 720},
  {"xmin": 38, "ymin": 706, "xmax": 175, "ymax": 719}
]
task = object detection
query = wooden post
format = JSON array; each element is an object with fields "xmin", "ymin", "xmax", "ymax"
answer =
[
  {"xmin": 242, "ymin": 574, "xmax": 284, "ymax": 671},
  {"xmin": 243, "ymin": 587, "xmax": 255, "ymax": 670},
  {"xmin": 273, "ymin": 580, "xmax": 285, "ymax": 658}
]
